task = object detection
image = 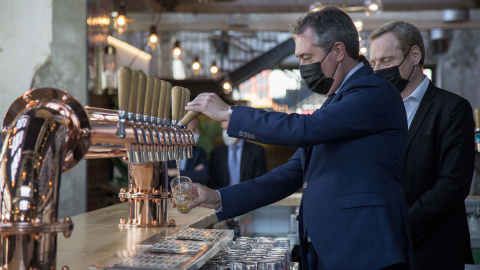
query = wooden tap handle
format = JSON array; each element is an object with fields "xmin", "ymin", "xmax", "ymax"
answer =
[
  {"xmin": 117, "ymin": 66, "xmax": 132, "ymax": 112},
  {"xmin": 183, "ymin": 88, "xmax": 191, "ymax": 119},
  {"xmin": 136, "ymin": 71, "xmax": 147, "ymax": 115},
  {"xmin": 157, "ymin": 80, "xmax": 167, "ymax": 119},
  {"xmin": 179, "ymin": 87, "xmax": 187, "ymax": 120},
  {"xmin": 143, "ymin": 75, "xmax": 154, "ymax": 116},
  {"xmin": 164, "ymin": 82, "xmax": 172, "ymax": 121},
  {"xmin": 180, "ymin": 111, "xmax": 200, "ymax": 127},
  {"xmin": 171, "ymin": 86, "xmax": 183, "ymax": 122},
  {"xmin": 128, "ymin": 70, "xmax": 139, "ymax": 113},
  {"xmin": 151, "ymin": 77, "xmax": 161, "ymax": 119}
]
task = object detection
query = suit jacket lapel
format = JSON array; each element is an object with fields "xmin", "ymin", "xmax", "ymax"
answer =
[{"xmin": 406, "ymin": 82, "xmax": 435, "ymax": 150}]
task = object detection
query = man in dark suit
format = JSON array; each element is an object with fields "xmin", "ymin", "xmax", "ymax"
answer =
[
  {"xmin": 185, "ymin": 6, "xmax": 411, "ymax": 270},
  {"xmin": 369, "ymin": 21, "xmax": 475, "ymax": 270},
  {"xmin": 167, "ymin": 118, "xmax": 209, "ymax": 185},
  {"xmin": 209, "ymin": 121, "xmax": 267, "ymax": 189}
]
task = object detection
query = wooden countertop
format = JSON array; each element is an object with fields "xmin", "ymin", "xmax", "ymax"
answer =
[
  {"xmin": 56, "ymin": 192, "xmax": 303, "ymax": 269},
  {"xmin": 56, "ymin": 203, "xmax": 217, "ymax": 269}
]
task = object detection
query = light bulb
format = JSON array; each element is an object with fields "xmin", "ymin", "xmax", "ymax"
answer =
[
  {"xmin": 173, "ymin": 48, "xmax": 181, "ymax": 56},
  {"xmin": 364, "ymin": 0, "xmax": 383, "ymax": 17},
  {"xmin": 223, "ymin": 82, "xmax": 231, "ymax": 90},
  {"xmin": 117, "ymin": 15, "xmax": 126, "ymax": 26},
  {"xmin": 210, "ymin": 66, "xmax": 218, "ymax": 74},
  {"xmin": 354, "ymin": 20, "xmax": 363, "ymax": 32},
  {"xmin": 360, "ymin": 47, "xmax": 367, "ymax": 54}
]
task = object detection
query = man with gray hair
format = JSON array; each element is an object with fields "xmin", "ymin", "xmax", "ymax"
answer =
[
  {"xmin": 185, "ymin": 6, "xmax": 412, "ymax": 269},
  {"xmin": 369, "ymin": 21, "xmax": 474, "ymax": 269}
]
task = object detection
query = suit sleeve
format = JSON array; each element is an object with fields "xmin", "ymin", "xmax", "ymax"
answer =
[
  {"xmin": 227, "ymin": 79, "xmax": 399, "ymax": 148},
  {"xmin": 408, "ymin": 98, "xmax": 474, "ymax": 242},
  {"xmin": 181, "ymin": 148, "xmax": 210, "ymax": 185},
  {"xmin": 253, "ymin": 145, "xmax": 267, "ymax": 177},
  {"xmin": 217, "ymin": 149, "xmax": 303, "ymax": 220}
]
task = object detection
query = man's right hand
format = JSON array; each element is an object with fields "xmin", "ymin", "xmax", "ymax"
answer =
[
  {"xmin": 186, "ymin": 183, "xmax": 222, "ymax": 210},
  {"xmin": 185, "ymin": 93, "xmax": 230, "ymax": 122}
]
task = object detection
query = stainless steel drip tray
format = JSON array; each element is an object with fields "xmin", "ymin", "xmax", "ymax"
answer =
[{"xmin": 90, "ymin": 228, "xmax": 234, "ymax": 270}]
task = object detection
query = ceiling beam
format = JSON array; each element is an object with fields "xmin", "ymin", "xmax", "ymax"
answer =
[{"xmin": 135, "ymin": 0, "xmax": 480, "ymax": 13}]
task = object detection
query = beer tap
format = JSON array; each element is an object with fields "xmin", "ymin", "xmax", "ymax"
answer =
[
  {"xmin": 116, "ymin": 66, "xmax": 132, "ymax": 138},
  {"xmin": 163, "ymin": 82, "xmax": 176, "ymax": 161},
  {"xmin": 171, "ymin": 86, "xmax": 184, "ymax": 161}
]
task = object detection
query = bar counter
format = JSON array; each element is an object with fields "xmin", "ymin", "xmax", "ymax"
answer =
[{"xmin": 57, "ymin": 203, "xmax": 218, "ymax": 269}]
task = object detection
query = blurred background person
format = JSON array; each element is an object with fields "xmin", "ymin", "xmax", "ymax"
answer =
[
  {"xmin": 167, "ymin": 117, "xmax": 209, "ymax": 185},
  {"xmin": 209, "ymin": 120, "xmax": 267, "ymax": 189}
]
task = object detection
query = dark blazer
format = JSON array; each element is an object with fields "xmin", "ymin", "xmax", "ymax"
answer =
[
  {"xmin": 167, "ymin": 146, "xmax": 209, "ymax": 185},
  {"xmin": 208, "ymin": 141, "xmax": 267, "ymax": 189},
  {"xmin": 217, "ymin": 65, "xmax": 412, "ymax": 270},
  {"xmin": 403, "ymin": 82, "xmax": 474, "ymax": 269}
]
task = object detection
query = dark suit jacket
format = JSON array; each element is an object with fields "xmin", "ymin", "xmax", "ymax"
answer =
[
  {"xmin": 217, "ymin": 65, "xmax": 412, "ymax": 269},
  {"xmin": 403, "ymin": 82, "xmax": 474, "ymax": 269},
  {"xmin": 167, "ymin": 146, "xmax": 209, "ymax": 185},
  {"xmin": 208, "ymin": 141, "xmax": 267, "ymax": 189}
]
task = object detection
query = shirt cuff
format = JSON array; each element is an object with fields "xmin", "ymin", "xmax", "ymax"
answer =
[{"xmin": 215, "ymin": 190, "xmax": 223, "ymax": 213}]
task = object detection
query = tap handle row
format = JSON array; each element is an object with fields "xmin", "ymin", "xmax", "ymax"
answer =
[
  {"xmin": 158, "ymin": 81, "xmax": 169, "ymax": 120},
  {"xmin": 118, "ymin": 66, "xmax": 132, "ymax": 112},
  {"xmin": 151, "ymin": 78, "xmax": 161, "ymax": 120},
  {"xmin": 136, "ymin": 71, "xmax": 147, "ymax": 116},
  {"xmin": 171, "ymin": 86, "xmax": 183, "ymax": 123},
  {"xmin": 143, "ymin": 75, "xmax": 154, "ymax": 116},
  {"xmin": 128, "ymin": 70, "xmax": 139, "ymax": 116},
  {"xmin": 164, "ymin": 82, "xmax": 172, "ymax": 122}
]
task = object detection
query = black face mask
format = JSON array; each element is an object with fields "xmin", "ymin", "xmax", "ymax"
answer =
[
  {"xmin": 375, "ymin": 53, "xmax": 415, "ymax": 93},
  {"xmin": 299, "ymin": 46, "xmax": 339, "ymax": 95}
]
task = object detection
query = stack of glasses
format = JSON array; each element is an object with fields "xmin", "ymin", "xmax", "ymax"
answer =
[{"xmin": 201, "ymin": 237, "xmax": 292, "ymax": 270}]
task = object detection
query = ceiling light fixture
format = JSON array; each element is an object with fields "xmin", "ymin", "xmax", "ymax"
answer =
[
  {"xmin": 310, "ymin": 0, "xmax": 383, "ymax": 17},
  {"xmin": 114, "ymin": 1, "xmax": 132, "ymax": 35},
  {"xmin": 148, "ymin": 25, "xmax": 159, "ymax": 50},
  {"xmin": 210, "ymin": 60, "xmax": 218, "ymax": 78},
  {"xmin": 172, "ymin": 40, "xmax": 182, "ymax": 59},
  {"xmin": 192, "ymin": 56, "xmax": 201, "ymax": 75}
]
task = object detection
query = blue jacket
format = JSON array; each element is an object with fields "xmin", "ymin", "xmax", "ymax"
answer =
[{"xmin": 217, "ymin": 65, "xmax": 411, "ymax": 270}]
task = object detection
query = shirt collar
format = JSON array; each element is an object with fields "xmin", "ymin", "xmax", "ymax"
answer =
[
  {"xmin": 404, "ymin": 76, "xmax": 429, "ymax": 102},
  {"xmin": 335, "ymin": 62, "xmax": 364, "ymax": 94}
]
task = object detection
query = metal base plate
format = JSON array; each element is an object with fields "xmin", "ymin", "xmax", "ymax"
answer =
[{"xmin": 91, "ymin": 228, "xmax": 233, "ymax": 270}]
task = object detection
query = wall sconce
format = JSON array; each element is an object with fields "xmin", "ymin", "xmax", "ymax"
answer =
[
  {"xmin": 148, "ymin": 25, "xmax": 159, "ymax": 50},
  {"xmin": 210, "ymin": 60, "xmax": 218, "ymax": 79},
  {"xmin": 172, "ymin": 40, "xmax": 182, "ymax": 59},
  {"xmin": 192, "ymin": 56, "xmax": 201, "ymax": 76},
  {"xmin": 114, "ymin": 1, "xmax": 132, "ymax": 35}
]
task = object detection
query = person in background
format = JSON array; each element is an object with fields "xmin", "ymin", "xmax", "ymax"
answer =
[
  {"xmin": 208, "ymin": 120, "xmax": 267, "ymax": 189},
  {"xmin": 369, "ymin": 21, "xmax": 475, "ymax": 270},
  {"xmin": 183, "ymin": 6, "xmax": 411, "ymax": 270},
  {"xmin": 167, "ymin": 118, "xmax": 209, "ymax": 185}
]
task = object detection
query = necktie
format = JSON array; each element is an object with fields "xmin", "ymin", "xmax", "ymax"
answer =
[{"xmin": 228, "ymin": 145, "xmax": 240, "ymax": 186}]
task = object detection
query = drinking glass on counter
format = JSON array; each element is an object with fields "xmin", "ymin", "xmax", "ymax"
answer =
[{"xmin": 171, "ymin": 176, "xmax": 192, "ymax": 214}]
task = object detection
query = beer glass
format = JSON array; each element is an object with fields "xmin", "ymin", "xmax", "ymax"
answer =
[{"xmin": 171, "ymin": 176, "xmax": 192, "ymax": 214}]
